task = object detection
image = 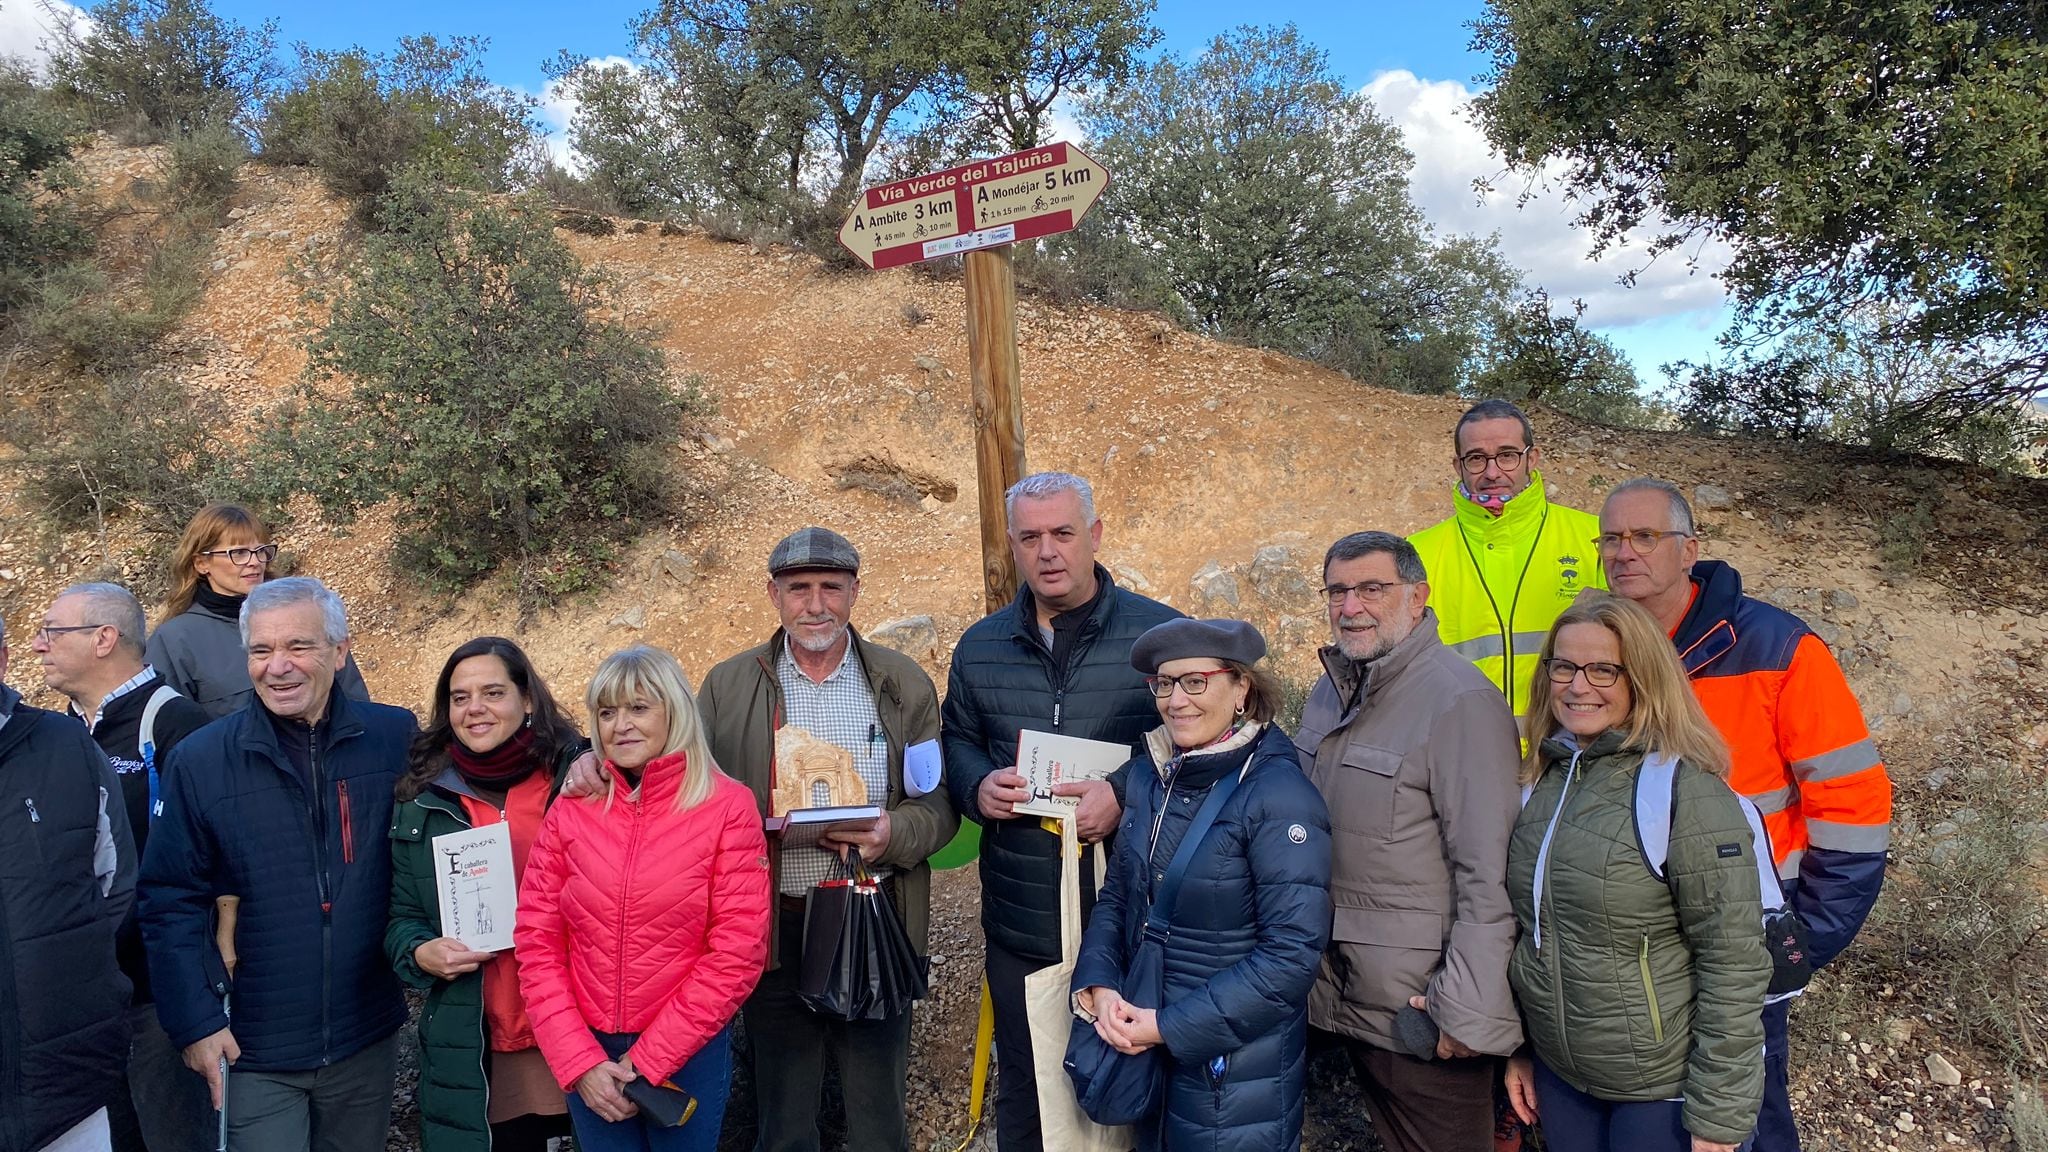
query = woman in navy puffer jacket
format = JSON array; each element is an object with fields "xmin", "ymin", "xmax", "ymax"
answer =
[{"xmin": 1073, "ymin": 618, "xmax": 1333, "ymax": 1151}]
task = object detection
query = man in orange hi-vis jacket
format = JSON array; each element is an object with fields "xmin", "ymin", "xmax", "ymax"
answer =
[{"xmin": 1600, "ymin": 477, "xmax": 1892, "ymax": 1152}]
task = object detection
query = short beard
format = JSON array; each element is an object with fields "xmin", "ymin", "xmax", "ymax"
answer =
[{"xmin": 790, "ymin": 623, "xmax": 845, "ymax": 653}]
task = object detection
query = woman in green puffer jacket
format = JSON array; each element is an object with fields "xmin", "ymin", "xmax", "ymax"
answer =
[{"xmin": 1502, "ymin": 593, "xmax": 1769, "ymax": 1152}]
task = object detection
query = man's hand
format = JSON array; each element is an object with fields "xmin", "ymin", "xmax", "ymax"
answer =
[
  {"xmin": 1503, "ymin": 1054, "xmax": 1539, "ymax": 1124},
  {"xmin": 414, "ymin": 936, "xmax": 494, "ymax": 980},
  {"xmin": 1408, "ymin": 994, "xmax": 1480, "ymax": 1059},
  {"xmin": 823, "ymin": 810, "xmax": 892, "ymax": 860},
  {"xmin": 559, "ymin": 749, "xmax": 607, "ymax": 799},
  {"xmin": 182, "ymin": 1028, "xmax": 240, "ymax": 1110},
  {"xmin": 575, "ymin": 1061, "xmax": 639, "ymax": 1123},
  {"xmin": 1692, "ymin": 1140, "xmax": 1738, "ymax": 1152},
  {"xmin": 1056, "ymin": 778, "xmax": 1121, "ymax": 843},
  {"xmin": 977, "ymin": 769, "xmax": 1030, "ymax": 822}
]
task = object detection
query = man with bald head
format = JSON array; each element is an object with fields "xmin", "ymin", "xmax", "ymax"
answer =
[
  {"xmin": 34, "ymin": 582, "xmax": 212, "ymax": 1152},
  {"xmin": 1600, "ymin": 477, "xmax": 1893, "ymax": 1152}
]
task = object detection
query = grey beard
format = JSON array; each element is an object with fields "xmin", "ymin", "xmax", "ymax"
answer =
[{"xmin": 790, "ymin": 624, "xmax": 845, "ymax": 653}]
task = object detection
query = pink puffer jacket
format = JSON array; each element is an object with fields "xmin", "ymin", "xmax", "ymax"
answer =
[{"xmin": 515, "ymin": 752, "xmax": 770, "ymax": 1088}]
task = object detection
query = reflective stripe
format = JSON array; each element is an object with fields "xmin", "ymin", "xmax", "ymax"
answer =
[
  {"xmin": 1791, "ymin": 738, "xmax": 1883, "ymax": 783},
  {"xmin": 1746, "ymin": 785, "xmax": 1796, "ymax": 816},
  {"xmin": 1447, "ymin": 631, "xmax": 1552, "ymax": 663},
  {"xmin": 1804, "ymin": 818, "xmax": 1891, "ymax": 853},
  {"xmin": 1777, "ymin": 848, "xmax": 1804, "ymax": 881}
]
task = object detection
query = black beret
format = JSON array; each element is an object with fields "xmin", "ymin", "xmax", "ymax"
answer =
[{"xmin": 1130, "ymin": 618, "xmax": 1268, "ymax": 674}]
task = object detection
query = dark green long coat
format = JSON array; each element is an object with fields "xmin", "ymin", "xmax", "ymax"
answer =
[{"xmin": 386, "ymin": 755, "xmax": 572, "ymax": 1152}]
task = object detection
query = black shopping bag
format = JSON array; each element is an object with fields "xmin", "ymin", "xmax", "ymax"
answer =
[{"xmin": 799, "ymin": 850, "xmax": 927, "ymax": 1020}]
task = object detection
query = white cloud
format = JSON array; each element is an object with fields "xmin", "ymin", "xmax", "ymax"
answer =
[
  {"xmin": 0, "ymin": 0, "xmax": 85, "ymax": 73},
  {"xmin": 1364, "ymin": 69, "xmax": 1731, "ymax": 334},
  {"xmin": 532, "ymin": 55, "xmax": 638, "ymax": 172}
]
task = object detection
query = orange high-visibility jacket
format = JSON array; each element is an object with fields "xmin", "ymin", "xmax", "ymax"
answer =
[{"xmin": 1672, "ymin": 560, "xmax": 1892, "ymax": 968}]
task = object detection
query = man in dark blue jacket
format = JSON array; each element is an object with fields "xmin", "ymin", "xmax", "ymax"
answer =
[
  {"xmin": 942, "ymin": 471, "xmax": 1180, "ymax": 1152},
  {"xmin": 139, "ymin": 577, "xmax": 415, "ymax": 1152}
]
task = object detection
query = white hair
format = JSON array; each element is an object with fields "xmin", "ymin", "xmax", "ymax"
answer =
[
  {"xmin": 1004, "ymin": 472, "xmax": 1096, "ymax": 525},
  {"xmin": 240, "ymin": 577, "xmax": 350, "ymax": 648},
  {"xmin": 1607, "ymin": 477, "xmax": 1697, "ymax": 537}
]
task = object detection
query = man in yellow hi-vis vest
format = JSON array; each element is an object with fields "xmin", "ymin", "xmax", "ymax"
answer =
[{"xmin": 1408, "ymin": 400, "xmax": 1605, "ymax": 723}]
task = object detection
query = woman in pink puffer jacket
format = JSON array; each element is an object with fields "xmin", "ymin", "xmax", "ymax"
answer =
[{"xmin": 515, "ymin": 645, "xmax": 771, "ymax": 1152}]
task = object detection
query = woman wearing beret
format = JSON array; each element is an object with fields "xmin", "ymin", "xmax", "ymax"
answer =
[{"xmin": 1072, "ymin": 618, "xmax": 1334, "ymax": 1151}]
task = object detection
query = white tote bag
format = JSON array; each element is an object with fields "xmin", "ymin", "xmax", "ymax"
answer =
[{"xmin": 1023, "ymin": 815, "xmax": 1134, "ymax": 1152}]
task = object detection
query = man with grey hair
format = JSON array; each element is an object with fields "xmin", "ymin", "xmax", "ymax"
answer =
[
  {"xmin": 33, "ymin": 582, "xmax": 214, "ymax": 1152},
  {"xmin": 140, "ymin": 577, "xmax": 417, "ymax": 1152},
  {"xmin": 943, "ymin": 471, "xmax": 1179, "ymax": 1152},
  {"xmin": 1296, "ymin": 531, "xmax": 1523, "ymax": 1152}
]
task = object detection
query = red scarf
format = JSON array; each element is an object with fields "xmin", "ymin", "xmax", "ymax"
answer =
[{"xmin": 447, "ymin": 724, "xmax": 542, "ymax": 786}]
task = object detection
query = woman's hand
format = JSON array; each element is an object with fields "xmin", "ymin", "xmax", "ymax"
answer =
[
  {"xmin": 1075, "ymin": 985, "xmax": 1108, "ymax": 1020},
  {"xmin": 575, "ymin": 1061, "xmax": 640, "ymax": 1123},
  {"xmin": 413, "ymin": 937, "xmax": 493, "ymax": 980},
  {"xmin": 1503, "ymin": 1055, "xmax": 1539, "ymax": 1125},
  {"xmin": 1093, "ymin": 992, "xmax": 1160, "ymax": 1055},
  {"xmin": 1116, "ymin": 1003, "xmax": 1163, "ymax": 1049},
  {"xmin": 1690, "ymin": 1140, "xmax": 1738, "ymax": 1152}
]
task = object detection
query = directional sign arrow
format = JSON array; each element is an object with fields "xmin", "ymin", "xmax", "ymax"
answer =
[{"xmin": 838, "ymin": 141, "xmax": 1112, "ymax": 271}]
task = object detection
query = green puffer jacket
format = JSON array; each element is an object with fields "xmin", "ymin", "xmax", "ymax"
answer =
[
  {"xmin": 1507, "ymin": 730, "xmax": 1769, "ymax": 1145},
  {"xmin": 385, "ymin": 747, "xmax": 578, "ymax": 1152}
]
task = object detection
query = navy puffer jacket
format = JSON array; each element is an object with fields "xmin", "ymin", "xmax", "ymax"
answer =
[
  {"xmin": 1073, "ymin": 722, "xmax": 1333, "ymax": 1152},
  {"xmin": 942, "ymin": 567, "xmax": 1180, "ymax": 962},
  {"xmin": 140, "ymin": 689, "xmax": 413, "ymax": 1070}
]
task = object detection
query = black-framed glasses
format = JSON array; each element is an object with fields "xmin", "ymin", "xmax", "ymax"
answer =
[
  {"xmin": 1322, "ymin": 580, "xmax": 1412, "ymax": 606},
  {"xmin": 1594, "ymin": 530, "xmax": 1690, "ymax": 555},
  {"xmin": 1544, "ymin": 658, "xmax": 1627, "ymax": 688},
  {"xmin": 34, "ymin": 623, "xmax": 108, "ymax": 643},
  {"xmin": 199, "ymin": 543, "xmax": 279, "ymax": 566},
  {"xmin": 1458, "ymin": 448, "xmax": 1526, "ymax": 475},
  {"xmin": 1144, "ymin": 668, "xmax": 1234, "ymax": 698}
]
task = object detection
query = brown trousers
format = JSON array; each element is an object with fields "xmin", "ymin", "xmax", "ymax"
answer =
[{"xmin": 1345, "ymin": 1041, "xmax": 1499, "ymax": 1152}]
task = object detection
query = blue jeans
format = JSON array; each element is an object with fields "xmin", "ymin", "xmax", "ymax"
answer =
[{"xmin": 565, "ymin": 1027, "xmax": 733, "ymax": 1152}]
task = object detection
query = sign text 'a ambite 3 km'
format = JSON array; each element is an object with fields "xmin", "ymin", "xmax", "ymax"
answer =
[{"xmin": 837, "ymin": 142, "xmax": 1111, "ymax": 271}]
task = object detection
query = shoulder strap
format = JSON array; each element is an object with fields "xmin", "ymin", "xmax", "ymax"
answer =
[
  {"xmin": 1147, "ymin": 762, "xmax": 1250, "ymax": 935},
  {"xmin": 1735, "ymin": 795, "xmax": 1790, "ymax": 912},
  {"xmin": 1633, "ymin": 751, "xmax": 1680, "ymax": 882},
  {"xmin": 138, "ymin": 685, "xmax": 179, "ymax": 760}
]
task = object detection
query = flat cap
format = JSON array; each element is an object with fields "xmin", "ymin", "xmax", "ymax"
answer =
[
  {"xmin": 768, "ymin": 526, "xmax": 860, "ymax": 575},
  {"xmin": 1130, "ymin": 618, "xmax": 1267, "ymax": 674}
]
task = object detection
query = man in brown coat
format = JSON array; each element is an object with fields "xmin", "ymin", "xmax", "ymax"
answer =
[
  {"xmin": 1295, "ymin": 531, "xmax": 1524, "ymax": 1152},
  {"xmin": 695, "ymin": 527, "xmax": 959, "ymax": 1152}
]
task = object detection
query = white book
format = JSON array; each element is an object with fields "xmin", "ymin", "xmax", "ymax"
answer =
[
  {"xmin": 1014, "ymin": 729, "xmax": 1130, "ymax": 819},
  {"xmin": 431, "ymin": 822, "xmax": 517, "ymax": 953}
]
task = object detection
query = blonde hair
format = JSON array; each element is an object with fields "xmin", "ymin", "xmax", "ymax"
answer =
[
  {"xmin": 1519, "ymin": 592, "xmax": 1729, "ymax": 786},
  {"xmin": 163, "ymin": 503, "xmax": 272, "ymax": 619},
  {"xmin": 585, "ymin": 645, "xmax": 723, "ymax": 810}
]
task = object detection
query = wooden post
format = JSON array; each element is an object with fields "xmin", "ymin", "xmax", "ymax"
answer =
[{"xmin": 964, "ymin": 244, "xmax": 1026, "ymax": 615}]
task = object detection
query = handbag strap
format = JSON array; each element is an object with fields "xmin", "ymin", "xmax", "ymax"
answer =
[
  {"xmin": 1143, "ymin": 761, "xmax": 1249, "ymax": 940},
  {"xmin": 1058, "ymin": 811, "xmax": 1084, "ymax": 962}
]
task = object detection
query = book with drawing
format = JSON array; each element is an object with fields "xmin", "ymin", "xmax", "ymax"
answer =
[
  {"xmin": 1014, "ymin": 729, "xmax": 1130, "ymax": 819},
  {"xmin": 431, "ymin": 822, "xmax": 517, "ymax": 952}
]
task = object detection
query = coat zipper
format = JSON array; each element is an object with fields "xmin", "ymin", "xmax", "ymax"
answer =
[
  {"xmin": 1639, "ymin": 934, "xmax": 1665, "ymax": 1044},
  {"xmin": 22, "ymin": 798, "xmax": 38, "ymax": 823},
  {"xmin": 309, "ymin": 727, "xmax": 334, "ymax": 1061},
  {"xmin": 338, "ymin": 780, "xmax": 355, "ymax": 864},
  {"xmin": 615, "ymin": 793, "xmax": 646, "ymax": 1024}
]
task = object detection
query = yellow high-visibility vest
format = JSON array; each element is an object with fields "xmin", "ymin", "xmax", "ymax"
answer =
[{"xmin": 1408, "ymin": 474, "xmax": 1606, "ymax": 720}]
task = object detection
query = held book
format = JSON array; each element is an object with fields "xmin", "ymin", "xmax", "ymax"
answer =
[
  {"xmin": 1014, "ymin": 729, "xmax": 1129, "ymax": 819},
  {"xmin": 430, "ymin": 821, "xmax": 517, "ymax": 952},
  {"xmin": 766, "ymin": 804, "xmax": 883, "ymax": 853}
]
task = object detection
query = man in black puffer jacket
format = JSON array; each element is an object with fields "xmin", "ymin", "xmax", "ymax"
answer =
[
  {"xmin": 942, "ymin": 472, "xmax": 1179, "ymax": 1152},
  {"xmin": 0, "ymin": 617, "xmax": 138, "ymax": 1152}
]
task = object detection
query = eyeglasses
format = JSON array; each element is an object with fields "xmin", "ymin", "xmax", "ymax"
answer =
[
  {"xmin": 1458, "ymin": 448, "xmax": 1526, "ymax": 475},
  {"xmin": 1143, "ymin": 669, "xmax": 1234, "ymax": 698},
  {"xmin": 1322, "ymin": 580, "xmax": 1413, "ymax": 606},
  {"xmin": 1544, "ymin": 659, "xmax": 1627, "ymax": 688},
  {"xmin": 34, "ymin": 623, "xmax": 108, "ymax": 643},
  {"xmin": 1594, "ymin": 530, "xmax": 1690, "ymax": 555},
  {"xmin": 199, "ymin": 543, "xmax": 279, "ymax": 566}
]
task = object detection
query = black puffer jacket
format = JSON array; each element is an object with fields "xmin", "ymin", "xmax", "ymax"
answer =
[
  {"xmin": 942, "ymin": 566, "xmax": 1180, "ymax": 961},
  {"xmin": 0, "ymin": 686, "xmax": 137, "ymax": 1152}
]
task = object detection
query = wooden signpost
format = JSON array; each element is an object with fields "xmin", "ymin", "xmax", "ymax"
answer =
[{"xmin": 840, "ymin": 142, "xmax": 1111, "ymax": 613}]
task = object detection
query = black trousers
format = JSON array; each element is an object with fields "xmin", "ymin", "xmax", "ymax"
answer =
[
  {"xmin": 745, "ymin": 903, "xmax": 912, "ymax": 1152},
  {"xmin": 984, "ymin": 939, "xmax": 1051, "ymax": 1152}
]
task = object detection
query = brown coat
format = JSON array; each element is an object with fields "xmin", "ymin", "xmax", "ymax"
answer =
[
  {"xmin": 696, "ymin": 629, "xmax": 959, "ymax": 965},
  {"xmin": 1294, "ymin": 609, "xmax": 1524, "ymax": 1055}
]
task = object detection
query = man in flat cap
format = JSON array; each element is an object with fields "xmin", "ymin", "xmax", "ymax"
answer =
[
  {"xmin": 696, "ymin": 527, "xmax": 958, "ymax": 1152},
  {"xmin": 1295, "ymin": 531, "xmax": 1523, "ymax": 1152}
]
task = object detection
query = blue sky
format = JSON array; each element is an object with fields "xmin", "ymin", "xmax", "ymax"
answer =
[{"xmin": 1, "ymin": 0, "xmax": 1733, "ymax": 377}]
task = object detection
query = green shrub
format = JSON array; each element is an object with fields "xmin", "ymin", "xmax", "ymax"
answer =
[
  {"xmin": 0, "ymin": 63, "xmax": 92, "ymax": 317},
  {"xmin": 253, "ymin": 170, "xmax": 707, "ymax": 608},
  {"xmin": 162, "ymin": 120, "xmax": 247, "ymax": 212},
  {"xmin": 48, "ymin": 0, "xmax": 280, "ymax": 138}
]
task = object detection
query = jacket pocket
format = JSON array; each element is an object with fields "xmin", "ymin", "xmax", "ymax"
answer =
[
  {"xmin": 1638, "ymin": 935, "xmax": 1664, "ymax": 1045},
  {"xmin": 1336, "ymin": 744, "xmax": 1403, "ymax": 841}
]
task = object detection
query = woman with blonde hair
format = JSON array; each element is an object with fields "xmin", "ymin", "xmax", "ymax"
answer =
[
  {"xmin": 147, "ymin": 502, "xmax": 369, "ymax": 718},
  {"xmin": 1502, "ymin": 592, "xmax": 1769, "ymax": 1152},
  {"xmin": 515, "ymin": 645, "xmax": 770, "ymax": 1152}
]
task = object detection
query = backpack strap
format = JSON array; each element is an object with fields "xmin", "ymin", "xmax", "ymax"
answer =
[
  {"xmin": 1734, "ymin": 794, "xmax": 1790, "ymax": 913},
  {"xmin": 1145, "ymin": 760, "xmax": 1251, "ymax": 939},
  {"xmin": 1633, "ymin": 751, "xmax": 1680, "ymax": 882},
  {"xmin": 138, "ymin": 684, "xmax": 180, "ymax": 823}
]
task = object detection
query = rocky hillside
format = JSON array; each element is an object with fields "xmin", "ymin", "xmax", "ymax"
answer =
[{"xmin": 3, "ymin": 146, "xmax": 2046, "ymax": 1151}]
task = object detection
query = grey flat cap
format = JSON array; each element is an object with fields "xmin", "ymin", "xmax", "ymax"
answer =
[
  {"xmin": 1130, "ymin": 618, "xmax": 1267, "ymax": 674},
  {"xmin": 768, "ymin": 527, "xmax": 860, "ymax": 575}
]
